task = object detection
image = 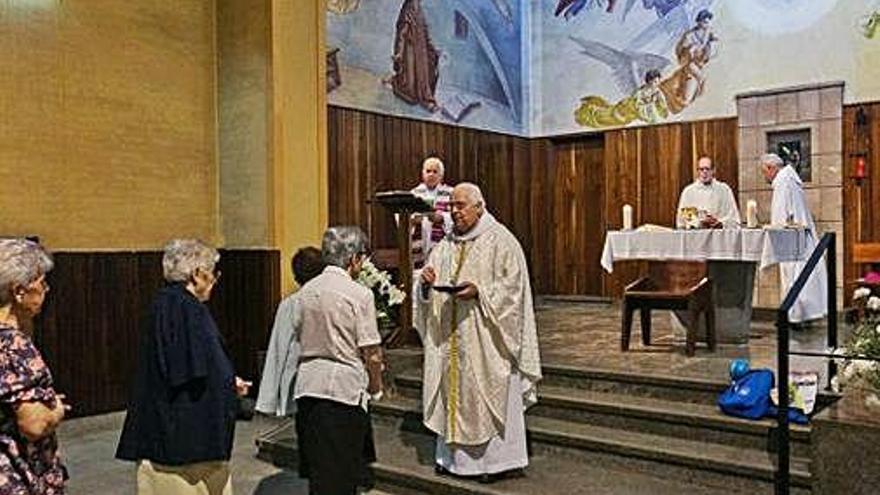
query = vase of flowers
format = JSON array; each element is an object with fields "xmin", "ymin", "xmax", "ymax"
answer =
[
  {"xmin": 357, "ymin": 257, "xmax": 407, "ymax": 339},
  {"xmin": 836, "ymin": 287, "xmax": 880, "ymax": 409}
]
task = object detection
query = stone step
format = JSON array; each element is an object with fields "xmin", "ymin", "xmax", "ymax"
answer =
[
  {"xmin": 395, "ymin": 370, "xmax": 811, "ymax": 456},
  {"xmin": 256, "ymin": 417, "xmax": 777, "ymax": 495},
  {"xmin": 394, "ymin": 364, "xmax": 730, "ymax": 406},
  {"xmin": 397, "ymin": 363, "xmax": 839, "ymax": 412},
  {"xmin": 371, "ymin": 396, "xmax": 812, "ymax": 491},
  {"xmin": 541, "ymin": 363, "xmax": 741, "ymax": 405}
]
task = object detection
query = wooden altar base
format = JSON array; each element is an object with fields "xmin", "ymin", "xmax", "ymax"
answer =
[{"xmin": 257, "ymin": 300, "xmax": 869, "ymax": 495}]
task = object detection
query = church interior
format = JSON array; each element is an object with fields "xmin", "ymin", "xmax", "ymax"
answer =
[{"xmin": 3, "ymin": 1, "xmax": 880, "ymax": 494}]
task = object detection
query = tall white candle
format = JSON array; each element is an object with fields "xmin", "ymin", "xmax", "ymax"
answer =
[
  {"xmin": 622, "ymin": 204, "xmax": 633, "ymax": 231},
  {"xmin": 746, "ymin": 200, "xmax": 758, "ymax": 228}
]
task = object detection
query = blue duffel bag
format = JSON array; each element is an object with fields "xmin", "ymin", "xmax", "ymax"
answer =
[{"xmin": 718, "ymin": 369, "xmax": 774, "ymax": 420}]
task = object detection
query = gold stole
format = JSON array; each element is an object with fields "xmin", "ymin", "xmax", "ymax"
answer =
[{"xmin": 447, "ymin": 241, "xmax": 469, "ymax": 443}]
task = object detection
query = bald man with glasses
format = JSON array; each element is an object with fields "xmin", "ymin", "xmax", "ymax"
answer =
[{"xmin": 676, "ymin": 156, "xmax": 741, "ymax": 229}]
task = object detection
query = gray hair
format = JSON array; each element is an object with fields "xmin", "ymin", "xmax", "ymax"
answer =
[
  {"xmin": 422, "ymin": 156, "xmax": 445, "ymax": 176},
  {"xmin": 322, "ymin": 226, "xmax": 367, "ymax": 269},
  {"xmin": 760, "ymin": 153, "xmax": 784, "ymax": 168},
  {"xmin": 453, "ymin": 182, "xmax": 486, "ymax": 209},
  {"xmin": 162, "ymin": 239, "xmax": 219, "ymax": 283},
  {"xmin": 0, "ymin": 238, "xmax": 54, "ymax": 306}
]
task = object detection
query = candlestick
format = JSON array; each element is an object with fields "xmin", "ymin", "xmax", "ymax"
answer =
[
  {"xmin": 623, "ymin": 204, "xmax": 633, "ymax": 231},
  {"xmin": 746, "ymin": 200, "xmax": 758, "ymax": 228}
]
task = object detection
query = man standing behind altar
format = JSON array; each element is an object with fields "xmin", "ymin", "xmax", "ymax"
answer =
[
  {"xmin": 411, "ymin": 156, "xmax": 453, "ymax": 266},
  {"xmin": 676, "ymin": 156, "xmax": 741, "ymax": 228},
  {"xmin": 760, "ymin": 153, "xmax": 827, "ymax": 324},
  {"xmin": 416, "ymin": 183, "xmax": 541, "ymax": 482}
]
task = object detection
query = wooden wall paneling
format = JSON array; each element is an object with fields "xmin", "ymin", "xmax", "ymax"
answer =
[
  {"xmin": 209, "ymin": 249, "xmax": 281, "ymax": 381},
  {"xmin": 678, "ymin": 121, "xmax": 697, "ymax": 192},
  {"xmin": 577, "ymin": 137, "xmax": 606, "ymax": 296},
  {"xmin": 528, "ymin": 139, "xmax": 554, "ymax": 294},
  {"xmin": 552, "ymin": 143, "xmax": 574, "ymax": 294},
  {"xmin": 544, "ymin": 136, "xmax": 605, "ymax": 295},
  {"xmin": 326, "ymin": 106, "xmax": 742, "ymax": 297},
  {"xmin": 602, "ymin": 128, "xmax": 645, "ymax": 297},
  {"xmin": 692, "ymin": 118, "xmax": 740, "ymax": 192},
  {"xmin": 843, "ymin": 103, "xmax": 880, "ymax": 299},
  {"xmin": 35, "ymin": 250, "xmax": 279, "ymax": 417}
]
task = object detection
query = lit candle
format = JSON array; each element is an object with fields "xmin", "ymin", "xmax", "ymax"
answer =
[
  {"xmin": 622, "ymin": 204, "xmax": 633, "ymax": 231},
  {"xmin": 746, "ymin": 200, "xmax": 758, "ymax": 228}
]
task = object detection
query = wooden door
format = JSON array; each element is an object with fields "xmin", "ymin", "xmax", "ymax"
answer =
[{"xmin": 550, "ymin": 136, "xmax": 606, "ymax": 295}]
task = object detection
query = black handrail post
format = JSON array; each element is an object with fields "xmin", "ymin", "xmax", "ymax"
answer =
[
  {"xmin": 775, "ymin": 314, "xmax": 791, "ymax": 495},
  {"xmin": 826, "ymin": 232, "xmax": 838, "ymax": 390}
]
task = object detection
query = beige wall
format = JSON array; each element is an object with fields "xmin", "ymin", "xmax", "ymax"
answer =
[
  {"xmin": 270, "ymin": 0, "xmax": 329, "ymax": 291},
  {"xmin": 217, "ymin": 0, "xmax": 271, "ymax": 247},
  {"xmin": 0, "ymin": 0, "xmax": 219, "ymax": 249},
  {"xmin": 0, "ymin": 0, "xmax": 329, "ymax": 292}
]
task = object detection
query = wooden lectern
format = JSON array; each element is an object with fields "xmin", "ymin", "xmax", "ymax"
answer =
[{"xmin": 374, "ymin": 191, "xmax": 433, "ymax": 347}]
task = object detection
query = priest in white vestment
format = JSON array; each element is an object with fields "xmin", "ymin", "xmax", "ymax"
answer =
[
  {"xmin": 676, "ymin": 156, "xmax": 741, "ymax": 229},
  {"xmin": 416, "ymin": 182, "xmax": 542, "ymax": 481},
  {"xmin": 761, "ymin": 153, "xmax": 827, "ymax": 323}
]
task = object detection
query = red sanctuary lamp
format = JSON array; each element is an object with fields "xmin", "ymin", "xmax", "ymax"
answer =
[{"xmin": 855, "ymin": 155, "xmax": 867, "ymax": 180}]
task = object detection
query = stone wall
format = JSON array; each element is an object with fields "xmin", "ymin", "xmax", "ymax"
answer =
[{"xmin": 736, "ymin": 82, "xmax": 844, "ymax": 309}]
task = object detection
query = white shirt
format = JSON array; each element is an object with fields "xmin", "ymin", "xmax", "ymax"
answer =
[
  {"xmin": 293, "ymin": 266, "xmax": 381, "ymax": 408},
  {"xmin": 256, "ymin": 293, "xmax": 302, "ymax": 416},
  {"xmin": 676, "ymin": 179, "xmax": 741, "ymax": 228}
]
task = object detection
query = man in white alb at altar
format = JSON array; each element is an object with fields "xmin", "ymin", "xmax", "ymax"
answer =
[
  {"xmin": 416, "ymin": 182, "xmax": 542, "ymax": 482},
  {"xmin": 760, "ymin": 153, "xmax": 827, "ymax": 323},
  {"xmin": 676, "ymin": 156, "xmax": 741, "ymax": 228}
]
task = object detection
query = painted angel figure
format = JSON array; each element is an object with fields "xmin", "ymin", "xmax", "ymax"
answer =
[
  {"xmin": 575, "ymin": 69, "xmax": 668, "ymax": 127},
  {"xmin": 658, "ymin": 9, "xmax": 718, "ymax": 113}
]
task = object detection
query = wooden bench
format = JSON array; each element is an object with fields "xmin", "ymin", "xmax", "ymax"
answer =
[{"xmin": 621, "ymin": 261, "xmax": 716, "ymax": 357}]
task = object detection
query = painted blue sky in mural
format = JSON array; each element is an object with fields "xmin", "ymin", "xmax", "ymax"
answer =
[{"xmin": 326, "ymin": 0, "xmax": 527, "ymax": 135}]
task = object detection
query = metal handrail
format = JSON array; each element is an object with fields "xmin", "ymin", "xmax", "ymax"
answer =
[{"xmin": 774, "ymin": 231, "xmax": 836, "ymax": 495}]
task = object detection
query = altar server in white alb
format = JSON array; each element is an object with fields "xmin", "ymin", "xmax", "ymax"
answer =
[
  {"xmin": 676, "ymin": 156, "xmax": 741, "ymax": 228},
  {"xmin": 417, "ymin": 183, "xmax": 541, "ymax": 482},
  {"xmin": 760, "ymin": 153, "xmax": 827, "ymax": 323}
]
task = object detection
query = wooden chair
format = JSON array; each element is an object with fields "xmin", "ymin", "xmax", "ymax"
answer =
[
  {"xmin": 853, "ymin": 242, "xmax": 880, "ymax": 289},
  {"xmin": 621, "ymin": 261, "xmax": 716, "ymax": 357}
]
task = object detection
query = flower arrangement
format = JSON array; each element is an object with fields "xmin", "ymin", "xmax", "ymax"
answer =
[
  {"xmin": 836, "ymin": 288, "xmax": 880, "ymax": 398},
  {"xmin": 357, "ymin": 257, "xmax": 407, "ymax": 329}
]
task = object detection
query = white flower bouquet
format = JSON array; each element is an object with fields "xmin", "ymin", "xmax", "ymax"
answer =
[
  {"xmin": 357, "ymin": 257, "xmax": 407, "ymax": 329},
  {"xmin": 837, "ymin": 288, "xmax": 880, "ymax": 393}
]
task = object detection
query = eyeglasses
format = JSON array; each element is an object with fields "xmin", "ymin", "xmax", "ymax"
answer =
[
  {"xmin": 198, "ymin": 267, "xmax": 221, "ymax": 283},
  {"xmin": 697, "ymin": 167, "xmax": 713, "ymax": 171},
  {"xmin": 26, "ymin": 277, "xmax": 50, "ymax": 294}
]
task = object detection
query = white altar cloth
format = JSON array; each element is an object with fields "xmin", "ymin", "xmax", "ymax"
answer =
[{"xmin": 600, "ymin": 228, "xmax": 810, "ymax": 273}]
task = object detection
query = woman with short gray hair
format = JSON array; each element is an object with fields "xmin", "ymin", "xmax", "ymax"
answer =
[
  {"xmin": 0, "ymin": 238, "xmax": 69, "ymax": 494},
  {"xmin": 161, "ymin": 239, "xmax": 220, "ymax": 285},
  {"xmin": 296, "ymin": 226, "xmax": 384, "ymax": 494},
  {"xmin": 117, "ymin": 239, "xmax": 249, "ymax": 495},
  {"xmin": 322, "ymin": 226, "xmax": 368, "ymax": 268}
]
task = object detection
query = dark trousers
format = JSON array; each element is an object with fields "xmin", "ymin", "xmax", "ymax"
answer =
[{"xmin": 295, "ymin": 397, "xmax": 376, "ymax": 495}]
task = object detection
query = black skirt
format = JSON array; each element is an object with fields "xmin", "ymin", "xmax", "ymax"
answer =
[{"xmin": 295, "ymin": 397, "xmax": 376, "ymax": 495}]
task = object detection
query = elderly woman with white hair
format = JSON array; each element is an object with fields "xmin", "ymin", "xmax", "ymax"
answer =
[
  {"xmin": 116, "ymin": 239, "xmax": 249, "ymax": 495},
  {"xmin": 0, "ymin": 238, "xmax": 69, "ymax": 494}
]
